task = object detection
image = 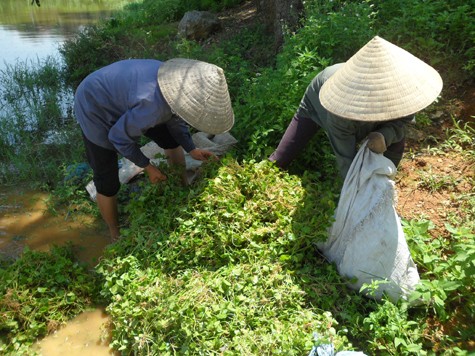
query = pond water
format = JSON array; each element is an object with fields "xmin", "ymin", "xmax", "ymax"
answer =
[
  {"xmin": 0, "ymin": 185, "xmax": 110, "ymax": 265},
  {"xmin": 0, "ymin": 1, "xmax": 136, "ymax": 353},
  {"xmin": 33, "ymin": 308, "xmax": 116, "ymax": 355},
  {"xmin": 0, "ymin": 0, "xmax": 135, "ymax": 72}
]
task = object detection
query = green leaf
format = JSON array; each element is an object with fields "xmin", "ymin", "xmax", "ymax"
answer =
[{"xmin": 394, "ymin": 337, "xmax": 406, "ymax": 347}]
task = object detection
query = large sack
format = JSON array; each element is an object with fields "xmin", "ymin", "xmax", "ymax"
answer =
[{"xmin": 318, "ymin": 141, "xmax": 419, "ymax": 301}]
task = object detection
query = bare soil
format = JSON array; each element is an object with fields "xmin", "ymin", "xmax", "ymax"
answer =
[{"xmin": 396, "ymin": 86, "xmax": 475, "ymax": 238}]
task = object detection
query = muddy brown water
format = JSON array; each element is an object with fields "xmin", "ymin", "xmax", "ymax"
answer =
[
  {"xmin": 33, "ymin": 309, "xmax": 115, "ymax": 355},
  {"xmin": 0, "ymin": 185, "xmax": 117, "ymax": 354}
]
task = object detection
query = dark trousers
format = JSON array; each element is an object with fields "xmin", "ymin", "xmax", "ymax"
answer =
[{"xmin": 269, "ymin": 115, "xmax": 405, "ymax": 170}]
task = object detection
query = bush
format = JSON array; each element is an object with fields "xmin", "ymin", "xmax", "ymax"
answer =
[
  {"xmin": 60, "ymin": 0, "xmax": 247, "ymax": 89},
  {"xmin": 372, "ymin": 0, "xmax": 475, "ymax": 78}
]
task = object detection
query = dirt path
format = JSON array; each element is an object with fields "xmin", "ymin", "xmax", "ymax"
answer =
[{"xmin": 395, "ymin": 86, "xmax": 475, "ymax": 238}]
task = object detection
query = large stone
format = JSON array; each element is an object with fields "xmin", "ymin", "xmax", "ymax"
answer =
[{"xmin": 178, "ymin": 11, "xmax": 221, "ymax": 40}]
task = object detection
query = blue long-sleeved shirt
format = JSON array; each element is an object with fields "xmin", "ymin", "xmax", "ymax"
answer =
[
  {"xmin": 74, "ymin": 59, "xmax": 195, "ymax": 168},
  {"xmin": 298, "ymin": 63, "xmax": 413, "ymax": 178}
]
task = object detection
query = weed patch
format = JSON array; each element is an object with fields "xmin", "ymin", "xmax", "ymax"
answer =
[
  {"xmin": 96, "ymin": 159, "xmax": 350, "ymax": 354},
  {"xmin": 0, "ymin": 245, "xmax": 100, "ymax": 354}
]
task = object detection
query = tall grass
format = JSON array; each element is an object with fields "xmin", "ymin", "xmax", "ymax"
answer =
[{"xmin": 0, "ymin": 57, "xmax": 83, "ymax": 186}]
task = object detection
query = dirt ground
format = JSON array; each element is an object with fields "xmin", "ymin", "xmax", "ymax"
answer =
[{"xmin": 395, "ymin": 87, "xmax": 475, "ymax": 238}]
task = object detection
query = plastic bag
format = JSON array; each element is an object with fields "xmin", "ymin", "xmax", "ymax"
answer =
[
  {"xmin": 308, "ymin": 332, "xmax": 367, "ymax": 356},
  {"xmin": 318, "ymin": 142, "xmax": 420, "ymax": 301}
]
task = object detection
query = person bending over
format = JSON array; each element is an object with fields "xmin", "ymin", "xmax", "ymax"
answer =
[
  {"xmin": 269, "ymin": 36, "xmax": 443, "ymax": 179},
  {"xmin": 74, "ymin": 58, "xmax": 234, "ymax": 240}
]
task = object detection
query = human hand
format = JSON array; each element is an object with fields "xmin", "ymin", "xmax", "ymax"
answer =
[
  {"xmin": 367, "ymin": 132, "xmax": 387, "ymax": 153},
  {"xmin": 189, "ymin": 148, "xmax": 218, "ymax": 161},
  {"xmin": 144, "ymin": 164, "xmax": 167, "ymax": 184}
]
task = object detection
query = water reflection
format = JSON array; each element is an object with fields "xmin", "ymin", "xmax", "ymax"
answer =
[
  {"xmin": 0, "ymin": 0, "xmax": 133, "ymax": 28},
  {"xmin": 0, "ymin": 27, "xmax": 64, "ymax": 71},
  {"xmin": 0, "ymin": 0, "xmax": 135, "ymax": 71}
]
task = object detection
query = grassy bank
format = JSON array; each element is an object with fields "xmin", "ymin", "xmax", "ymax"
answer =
[{"xmin": 1, "ymin": 0, "xmax": 474, "ymax": 354}]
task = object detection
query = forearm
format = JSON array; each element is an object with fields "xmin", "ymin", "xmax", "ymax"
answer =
[
  {"xmin": 108, "ymin": 111, "xmax": 154, "ymax": 168},
  {"xmin": 109, "ymin": 134, "xmax": 150, "ymax": 168}
]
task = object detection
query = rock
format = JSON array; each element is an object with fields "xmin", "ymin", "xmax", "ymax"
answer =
[
  {"xmin": 431, "ymin": 110, "xmax": 444, "ymax": 119},
  {"xmin": 405, "ymin": 125, "xmax": 425, "ymax": 141},
  {"xmin": 178, "ymin": 11, "xmax": 221, "ymax": 40},
  {"xmin": 0, "ymin": 239, "xmax": 25, "ymax": 261}
]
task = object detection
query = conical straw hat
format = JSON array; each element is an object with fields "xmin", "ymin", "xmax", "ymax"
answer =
[
  {"xmin": 158, "ymin": 58, "xmax": 234, "ymax": 134},
  {"xmin": 319, "ymin": 36, "xmax": 443, "ymax": 121}
]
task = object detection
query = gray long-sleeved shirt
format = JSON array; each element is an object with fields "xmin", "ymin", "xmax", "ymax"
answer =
[
  {"xmin": 298, "ymin": 63, "xmax": 413, "ymax": 178},
  {"xmin": 74, "ymin": 59, "xmax": 196, "ymax": 168}
]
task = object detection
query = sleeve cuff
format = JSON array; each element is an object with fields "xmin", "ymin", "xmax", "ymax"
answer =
[
  {"xmin": 135, "ymin": 154, "xmax": 150, "ymax": 168},
  {"xmin": 181, "ymin": 139, "xmax": 196, "ymax": 153}
]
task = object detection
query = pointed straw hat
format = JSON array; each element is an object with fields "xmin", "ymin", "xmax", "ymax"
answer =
[
  {"xmin": 158, "ymin": 58, "xmax": 234, "ymax": 134},
  {"xmin": 319, "ymin": 36, "xmax": 443, "ymax": 121}
]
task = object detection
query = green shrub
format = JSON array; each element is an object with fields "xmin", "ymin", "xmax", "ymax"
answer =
[
  {"xmin": 372, "ymin": 0, "xmax": 475, "ymax": 79},
  {"xmin": 297, "ymin": 0, "xmax": 377, "ymax": 63},
  {"xmin": 60, "ymin": 0, "xmax": 247, "ymax": 89},
  {"xmin": 229, "ymin": 0, "xmax": 377, "ymax": 173},
  {"xmin": 403, "ymin": 219, "xmax": 475, "ymax": 351}
]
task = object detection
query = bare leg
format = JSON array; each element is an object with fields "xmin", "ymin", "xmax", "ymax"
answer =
[
  {"xmin": 96, "ymin": 193, "xmax": 120, "ymax": 240},
  {"xmin": 165, "ymin": 146, "xmax": 188, "ymax": 184},
  {"xmin": 165, "ymin": 146, "xmax": 185, "ymax": 166}
]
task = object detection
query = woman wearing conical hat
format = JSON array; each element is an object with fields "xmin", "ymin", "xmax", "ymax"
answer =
[
  {"xmin": 74, "ymin": 58, "xmax": 234, "ymax": 240},
  {"xmin": 269, "ymin": 36, "xmax": 443, "ymax": 178}
]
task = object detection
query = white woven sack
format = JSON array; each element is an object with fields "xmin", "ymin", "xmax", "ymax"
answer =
[{"xmin": 318, "ymin": 141, "xmax": 420, "ymax": 301}]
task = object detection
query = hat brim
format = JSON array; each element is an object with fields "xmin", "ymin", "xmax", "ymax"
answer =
[
  {"xmin": 319, "ymin": 36, "xmax": 443, "ymax": 121},
  {"xmin": 158, "ymin": 58, "xmax": 234, "ymax": 134}
]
